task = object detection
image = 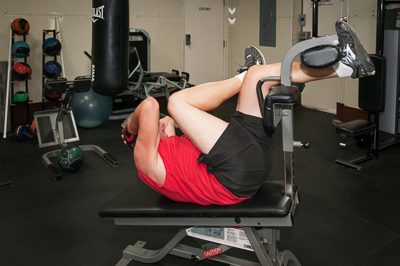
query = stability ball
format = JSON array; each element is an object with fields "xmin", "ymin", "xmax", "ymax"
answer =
[{"xmin": 69, "ymin": 88, "xmax": 113, "ymax": 128}]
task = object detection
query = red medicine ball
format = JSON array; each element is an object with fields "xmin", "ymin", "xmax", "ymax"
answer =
[
  {"xmin": 12, "ymin": 62, "xmax": 32, "ymax": 81},
  {"xmin": 11, "ymin": 18, "xmax": 30, "ymax": 35}
]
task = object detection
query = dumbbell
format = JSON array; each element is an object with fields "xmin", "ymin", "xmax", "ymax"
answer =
[{"xmin": 15, "ymin": 124, "xmax": 34, "ymax": 141}]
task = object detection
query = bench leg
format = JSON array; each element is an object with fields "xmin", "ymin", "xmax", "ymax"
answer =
[
  {"xmin": 244, "ymin": 227, "xmax": 302, "ymax": 266},
  {"xmin": 244, "ymin": 227, "xmax": 275, "ymax": 266},
  {"xmin": 116, "ymin": 227, "xmax": 301, "ymax": 266},
  {"xmin": 120, "ymin": 229, "xmax": 187, "ymax": 264},
  {"xmin": 115, "ymin": 257, "xmax": 132, "ymax": 266},
  {"xmin": 279, "ymin": 250, "xmax": 302, "ymax": 266},
  {"xmin": 336, "ymin": 153, "xmax": 375, "ymax": 171}
]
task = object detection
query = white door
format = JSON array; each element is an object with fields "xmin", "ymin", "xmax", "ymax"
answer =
[{"xmin": 184, "ymin": 0, "xmax": 225, "ymax": 85}]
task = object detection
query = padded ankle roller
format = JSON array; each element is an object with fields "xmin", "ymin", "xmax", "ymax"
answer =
[
  {"xmin": 257, "ymin": 78, "xmax": 303, "ymax": 133},
  {"xmin": 301, "ymin": 45, "xmax": 340, "ymax": 69}
]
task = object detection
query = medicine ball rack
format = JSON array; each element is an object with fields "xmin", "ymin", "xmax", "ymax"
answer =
[
  {"xmin": 10, "ymin": 27, "xmax": 30, "ymax": 125},
  {"xmin": 37, "ymin": 76, "xmax": 119, "ymax": 181},
  {"xmin": 41, "ymin": 29, "xmax": 63, "ymax": 109}
]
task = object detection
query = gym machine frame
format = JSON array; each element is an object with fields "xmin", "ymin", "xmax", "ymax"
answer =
[
  {"xmin": 124, "ymin": 29, "xmax": 190, "ymax": 102},
  {"xmin": 38, "ymin": 77, "xmax": 119, "ymax": 181},
  {"xmin": 334, "ymin": 1, "xmax": 400, "ymax": 171},
  {"xmin": 99, "ymin": 34, "xmax": 339, "ymax": 266}
]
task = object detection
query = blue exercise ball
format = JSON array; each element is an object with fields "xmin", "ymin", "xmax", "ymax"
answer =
[{"xmin": 69, "ymin": 88, "xmax": 113, "ymax": 128}]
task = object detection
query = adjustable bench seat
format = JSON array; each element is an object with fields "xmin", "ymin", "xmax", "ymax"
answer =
[
  {"xmin": 129, "ymin": 72, "xmax": 182, "ymax": 83},
  {"xmin": 336, "ymin": 120, "xmax": 376, "ymax": 137},
  {"xmin": 334, "ymin": 55, "xmax": 386, "ymax": 171},
  {"xmin": 100, "ymin": 181, "xmax": 297, "ymax": 227},
  {"xmin": 142, "ymin": 72, "xmax": 181, "ymax": 82}
]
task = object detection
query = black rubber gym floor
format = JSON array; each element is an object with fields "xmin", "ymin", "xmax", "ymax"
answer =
[{"xmin": 1, "ymin": 96, "xmax": 399, "ymax": 266}]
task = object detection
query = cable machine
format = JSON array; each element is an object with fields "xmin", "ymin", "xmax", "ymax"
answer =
[{"xmin": 376, "ymin": 0, "xmax": 400, "ymax": 148}]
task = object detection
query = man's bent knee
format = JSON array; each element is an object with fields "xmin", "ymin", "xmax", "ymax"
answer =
[
  {"xmin": 167, "ymin": 92, "xmax": 185, "ymax": 117},
  {"xmin": 142, "ymin": 96, "xmax": 160, "ymax": 111}
]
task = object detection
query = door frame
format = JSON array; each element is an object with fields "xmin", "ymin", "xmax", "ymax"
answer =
[{"xmin": 182, "ymin": 0, "xmax": 228, "ymax": 82}]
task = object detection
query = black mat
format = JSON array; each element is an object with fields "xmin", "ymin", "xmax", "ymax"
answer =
[
  {"xmin": 0, "ymin": 97, "xmax": 399, "ymax": 265},
  {"xmin": 0, "ymin": 156, "xmax": 12, "ymax": 188}
]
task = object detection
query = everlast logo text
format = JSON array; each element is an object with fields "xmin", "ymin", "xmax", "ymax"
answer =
[
  {"xmin": 91, "ymin": 65, "xmax": 95, "ymax": 81},
  {"xmin": 92, "ymin": 5, "xmax": 105, "ymax": 23}
]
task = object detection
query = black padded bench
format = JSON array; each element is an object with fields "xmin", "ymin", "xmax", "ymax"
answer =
[
  {"xmin": 131, "ymin": 72, "xmax": 182, "ymax": 83},
  {"xmin": 100, "ymin": 181, "xmax": 295, "ymax": 224},
  {"xmin": 335, "ymin": 55, "xmax": 387, "ymax": 171}
]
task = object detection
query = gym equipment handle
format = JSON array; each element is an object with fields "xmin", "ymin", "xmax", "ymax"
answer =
[
  {"xmin": 48, "ymin": 164, "xmax": 62, "ymax": 181},
  {"xmin": 104, "ymin": 153, "xmax": 119, "ymax": 167},
  {"xmin": 293, "ymin": 141, "xmax": 310, "ymax": 149},
  {"xmin": 185, "ymin": 34, "xmax": 191, "ymax": 45}
]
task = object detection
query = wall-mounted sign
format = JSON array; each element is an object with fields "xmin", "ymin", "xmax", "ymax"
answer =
[
  {"xmin": 319, "ymin": 0, "xmax": 334, "ymax": 7},
  {"xmin": 199, "ymin": 7, "xmax": 211, "ymax": 11}
]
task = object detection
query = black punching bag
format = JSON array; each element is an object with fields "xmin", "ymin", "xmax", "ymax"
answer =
[{"xmin": 91, "ymin": 0, "xmax": 129, "ymax": 96}]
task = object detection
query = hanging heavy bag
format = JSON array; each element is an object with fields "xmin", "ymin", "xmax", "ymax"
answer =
[{"xmin": 91, "ymin": 0, "xmax": 129, "ymax": 96}]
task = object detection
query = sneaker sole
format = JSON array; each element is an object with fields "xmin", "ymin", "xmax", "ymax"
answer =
[
  {"xmin": 249, "ymin": 45, "xmax": 266, "ymax": 65},
  {"xmin": 336, "ymin": 21, "xmax": 375, "ymax": 76}
]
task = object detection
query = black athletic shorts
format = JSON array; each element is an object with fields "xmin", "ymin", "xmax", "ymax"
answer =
[{"xmin": 198, "ymin": 111, "xmax": 274, "ymax": 198}]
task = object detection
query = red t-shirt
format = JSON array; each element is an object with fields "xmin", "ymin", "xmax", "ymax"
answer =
[{"xmin": 136, "ymin": 135, "xmax": 249, "ymax": 205}]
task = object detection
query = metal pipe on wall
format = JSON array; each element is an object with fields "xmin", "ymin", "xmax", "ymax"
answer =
[
  {"xmin": 376, "ymin": 0, "xmax": 385, "ymax": 56},
  {"xmin": 311, "ymin": 0, "xmax": 320, "ymax": 38}
]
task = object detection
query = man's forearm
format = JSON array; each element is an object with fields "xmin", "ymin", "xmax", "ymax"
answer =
[{"xmin": 127, "ymin": 111, "xmax": 140, "ymax": 134}]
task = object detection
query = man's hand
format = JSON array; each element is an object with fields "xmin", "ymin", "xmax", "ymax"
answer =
[
  {"xmin": 121, "ymin": 125, "xmax": 138, "ymax": 149},
  {"xmin": 159, "ymin": 121, "xmax": 169, "ymax": 139}
]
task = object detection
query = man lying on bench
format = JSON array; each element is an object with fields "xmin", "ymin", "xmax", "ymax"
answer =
[{"xmin": 121, "ymin": 19, "xmax": 375, "ymax": 205}]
